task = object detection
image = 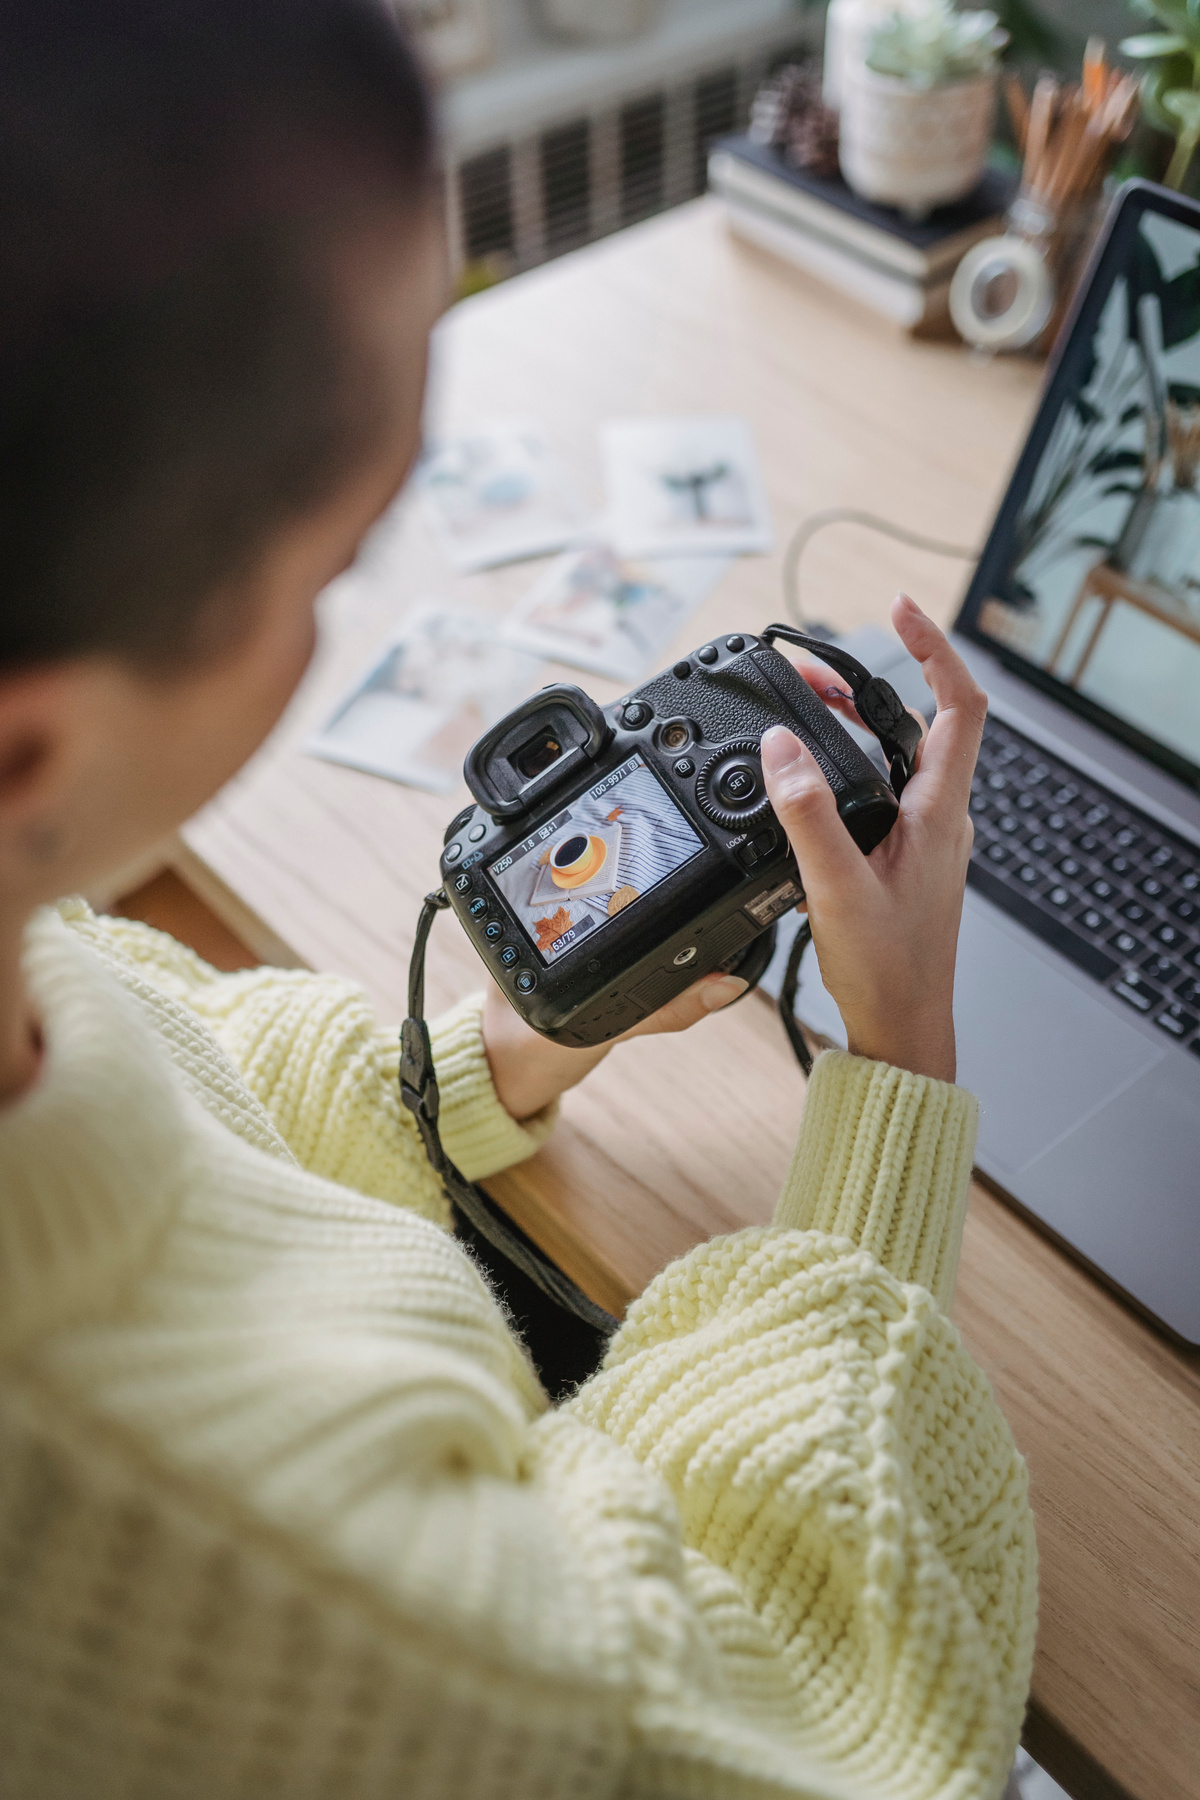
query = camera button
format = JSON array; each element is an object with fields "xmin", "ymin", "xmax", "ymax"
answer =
[
  {"xmin": 735, "ymin": 841, "xmax": 761, "ymax": 870},
  {"xmin": 468, "ymin": 897, "xmax": 489, "ymax": 920},
  {"xmin": 673, "ymin": 757, "xmax": 695, "ymax": 778},
  {"xmin": 697, "ymin": 644, "xmax": 718, "ymax": 665},
  {"xmin": 444, "ymin": 842, "xmax": 463, "ymax": 863},
  {"xmin": 483, "ymin": 921, "xmax": 503, "ymax": 941},
  {"xmin": 672, "ymin": 661, "xmax": 691, "ymax": 680},
  {"xmin": 726, "ymin": 635, "xmax": 745, "ymax": 653},
  {"xmin": 718, "ymin": 762, "xmax": 760, "ymax": 804},
  {"xmin": 621, "ymin": 700, "xmax": 653, "ymax": 729},
  {"xmin": 673, "ymin": 947, "xmax": 698, "ymax": 966},
  {"xmin": 499, "ymin": 946, "xmax": 520, "ymax": 968},
  {"xmin": 468, "ymin": 823, "xmax": 487, "ymax": 842},
  {"xmin": 453, "ymin": 873, "xmax": 472, "ymax": 893},
  {"xmin": 515, "ymin": 970, "xmax": 537, "ymax": 993}
]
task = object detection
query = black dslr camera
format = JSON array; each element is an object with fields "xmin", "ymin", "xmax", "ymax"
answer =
[{"xmin": 439, "ymin": 626, "xmax": 921, "ymax": 1047}]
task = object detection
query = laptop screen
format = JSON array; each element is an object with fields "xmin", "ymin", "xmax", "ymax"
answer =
[{"xmin": 958, "ymin": 183, "xmax": 1200, "ymax": 792}]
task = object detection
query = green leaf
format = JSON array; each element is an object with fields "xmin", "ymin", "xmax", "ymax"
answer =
[
  {"xmin": 1119, "ymin": 31, "xmax": 1191, "ymax": 55},
  {"xmin": 1164, "ymin": 87, "xmax": 1200, "ymax": 128}
]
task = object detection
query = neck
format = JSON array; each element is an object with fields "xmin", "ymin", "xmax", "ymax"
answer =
[{"xmin": 0, "ymin": 905, "xmax": 42, "ymax": 1106}]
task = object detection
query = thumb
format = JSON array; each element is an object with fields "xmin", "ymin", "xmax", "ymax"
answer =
[{"xmin": 761, "ymin": 726, "xmax": 863, "ymax": 901}]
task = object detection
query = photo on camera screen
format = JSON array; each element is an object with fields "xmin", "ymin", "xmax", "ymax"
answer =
[
  {"xmin": 976, "ymin": 209, "xmax": 1200, "ymax": 772},
  {"xmin": 488, "ymin": 753, "xmax": 703, "ymax": 964}
]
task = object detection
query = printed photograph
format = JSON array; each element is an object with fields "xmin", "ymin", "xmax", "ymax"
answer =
[
  {"xmin": 305, "ymin": 604, "xmax": 545, "ymax": 793},
  {"xmin": 501, "ymin": 542, "xmax": 731, "ymax": 681},
  {"xmin": 601, "ymin": 414, "xmax": 774, "ymax": 559},
  {"xmin": 488, "ymin": 753, "xmax": 703, "ymax": 963},
  {"xmin": 417, "ymin": 418, "xmax": 588, "ymax": 572},
  {"xmin": 978, "ymin": 209, "xmax": 1200, "ymax": 769}
]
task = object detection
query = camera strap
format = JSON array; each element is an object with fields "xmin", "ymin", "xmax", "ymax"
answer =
[
  {"xmin": 400, "ymin": 888, "xmax": 620, "ymax": 1338},
  {"xmin": 760, "ymin": 624, "xmax": 923, "ymax": 797}
]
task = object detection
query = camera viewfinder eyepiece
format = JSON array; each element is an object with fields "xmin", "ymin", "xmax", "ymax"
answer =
[{"xmin": 464, "ymin": 684, "xmax": 612, "ymax": 820}]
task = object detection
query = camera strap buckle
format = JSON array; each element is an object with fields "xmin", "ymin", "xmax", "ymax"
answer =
[{"xmin": 761, "ymin": 625, "xmax": 922, "ymax": 794}]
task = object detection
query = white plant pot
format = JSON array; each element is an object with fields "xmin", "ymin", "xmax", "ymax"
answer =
[
  {"xmin": 838, "ymin": 66, "xmax": 996, "ymax": 217},
  {"xmin": 535, "ymin": 0, "xmax": 664, "ymax": 44}
]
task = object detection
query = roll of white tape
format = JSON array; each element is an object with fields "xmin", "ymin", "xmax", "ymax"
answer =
[{"xmin": 949, "ymin": 235, "xmax": 1055, "ymax": 351}]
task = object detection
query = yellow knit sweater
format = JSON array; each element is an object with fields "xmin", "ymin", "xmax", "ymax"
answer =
[{"xmin": 0, "ymin": 901, "xmax": 1037, "ymax": 1800}]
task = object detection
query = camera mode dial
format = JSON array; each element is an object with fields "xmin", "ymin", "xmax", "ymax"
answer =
[{"xmin": 695, "ymin": 740, "xmax": 773, "ymax": 832}]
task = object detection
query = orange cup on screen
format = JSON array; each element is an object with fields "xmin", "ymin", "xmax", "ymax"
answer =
[{"xmin": 549, "ymin": 833, "xmax": 607, "ymax": 888}]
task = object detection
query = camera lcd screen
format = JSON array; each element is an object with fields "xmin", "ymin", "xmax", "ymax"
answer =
[
  {"xmin": 959, "ymin": 190, "xmax": 1200, "ymax": 785},
  {"xmin": 487, "ymin": 752, "xmax": 703, "ymax": 964}
]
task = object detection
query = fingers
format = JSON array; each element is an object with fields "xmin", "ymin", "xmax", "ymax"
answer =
[
  {"xmin": 890, "ymin": 594, "xmax": 986, "ymax": 812},
  {"xmin": 624, "ymin": 972, "xmax": 747, "ymax": 1038},
  {"xmin": 791, "ymin": 658, "xmax": 859, "ymax": 726},
  {"xmin": 761, "ymin": 725, "xmax": 865, "ymax": 898}
]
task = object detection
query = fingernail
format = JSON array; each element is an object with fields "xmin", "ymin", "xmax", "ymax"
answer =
[
  {"xmin": 761, "ymin": 724, "xmax": 802, "ymax": 773},
  {"xmin": 896, "ymin": 592, "xmax": 923, "ymax": 616},
  {"xmin": 701, "ymin": 975, "xmax": 749, "ymax": 1011}
]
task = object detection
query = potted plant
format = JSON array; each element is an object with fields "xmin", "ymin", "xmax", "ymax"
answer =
[
  {"xmin": 1120, "ymin": 0, "xmax": 1200, "ymax": 190},
  {"xmin": 839, "ymin": 0, "xmax": 1008, "ymax": 217}
]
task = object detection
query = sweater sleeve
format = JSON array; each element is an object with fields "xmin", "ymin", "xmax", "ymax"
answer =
[
  {"xmin": 567, "ymin": 1047, "xmax": 1037, "ymax": 1798},
  {"xmin": 71, "ymin": 910, "xmax": 556, "ymax": 1216}
]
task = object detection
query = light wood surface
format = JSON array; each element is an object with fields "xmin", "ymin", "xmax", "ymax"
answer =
[{"xmin": 179, "ymin": 199, "xmax": 1200, "ymax": 1800}]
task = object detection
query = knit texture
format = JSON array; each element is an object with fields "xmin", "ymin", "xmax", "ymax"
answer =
[{"xmin": 0, "ymin": 905, "xmax": 1037, "ymax": 1800}]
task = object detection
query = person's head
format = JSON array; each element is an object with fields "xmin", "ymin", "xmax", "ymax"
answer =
[{"xmin": 0, "ymin": 0, "xmax": 445, "ymax": 914}]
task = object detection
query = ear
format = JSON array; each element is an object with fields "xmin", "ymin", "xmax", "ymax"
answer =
[{"xmin": 0, "ymin": 664, "xmax": 87, "ymax": 872}]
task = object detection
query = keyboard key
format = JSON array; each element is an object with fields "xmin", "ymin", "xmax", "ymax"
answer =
[
  {"xmin": 1142, "ymin": 953, "xmax": 1180, "ymax": 983},
  {"xmin": 969, "ymin": 793, "xmax": 990, "ymax": 814},
  {"xmin": 1025, "ymin": 834, "xmax": 1051, "ymax": 856},
  {"xmin": 1109, "ymin": 930, "xmax": 1141, "ymax": 956},
  {"xmin": 1046, "ymin": 886, "xmax": 1071, "ymax": 908},
  {"xmin": 987, "ymin": 772, "xmax": 1008, "ymax": 790},
  {"xmin": 1046, "ymin": 811, "xmax": 1068, "ymax": 832},
  {"xmin": 1054, "ymin": 784, "xmax": 1079, "ymax": 805},
  {"xmin": 1015, "ymin": 863, "xmax": 1039, "ymax": 885},
  {"xmin": 1076, "ymin": 906, "xmax": 1107, "ymax": 932},
  {"xmin": 1025, "ymin": 762, "xmax": 1049, "ymax": 785},
  {"xmin": 1147, "ymin": 845, "xmax": 1174, "ymax": 869},
  {"xmin": 985, "ymin": 843, "xmax": 1009, "ymax": 865},
  {"xmin": 998, "ymin": 814, "xmax": 1021, "ymax": 835},
  {"xmin": 1089, "ymin": 878, "xmax": 1116, "ymax": 900},
  {"xmin": 1138, "ymin": 875, "xmax": 1166, "ymax": 898},
  {"xmin": 1180, "ymin": 870, "xmax": 1200, "ymax": 893},
  {"xmin": 1114, "ymin": 827, "xmax": 1140, "ymax": 850},
  {"xmin": 1075, "ymin": 831, "xmax": 1102, "ymax": 855},
  {"xmin": 1057, "ymin": 856, "xmax": 1082, "ymax": 878},
  {"xmin": 1120, "ymin": 900, "xmax": 1150, "ymax": 924},
  {"xmin": 1155, "ymin": 1003, "xmax": 1197, "ymax": 1039},
  {"xmin": 1112, "ymin": 973, "xmax": 1162, "ymax": 1013},
  {"xmin": 1107, "ymin": 853, "xmax": 1134, "ymax": 876},
  {"xmin": 1171, "ymin": 896, "xmax": 1200, "ymax": 922},
  {"xmin": 1153, "ymin": 922, "xmax": 1186, "ymax": 948},
  {"xmin": 1084, "ymin": 803, "xmax": 1110, "ymax": 826},
  {"xmin": 967, "ymin": 861, "xmax": 1119, "ymax": 983},
  {"xmin": 1178, "ymin": 976, "xmax": 1200, "ymax": 1007},
  {"xmin": 1015, "ymin": 791, "xmax": 1038, "ymax": 811}
]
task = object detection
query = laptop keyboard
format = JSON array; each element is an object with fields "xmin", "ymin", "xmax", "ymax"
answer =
[{"xmin": 967, "ymin": 716, "xmax": 1200, "ymax": 1056}]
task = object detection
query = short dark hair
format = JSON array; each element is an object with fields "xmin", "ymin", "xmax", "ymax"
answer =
[{"xmin": 0, "ymin": 0, "xmax": 436, "ymax": 669}]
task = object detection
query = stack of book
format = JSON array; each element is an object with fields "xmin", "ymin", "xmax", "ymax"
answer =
[{"xmin": 708, "ymin": 135, "xmax": 1016, "ymax": 335}]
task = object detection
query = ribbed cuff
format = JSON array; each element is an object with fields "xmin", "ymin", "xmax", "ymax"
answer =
[
  {"xmin": 774, "ymin": 1049, "xmax": 978, "ymax": 1312},
  {"xmin": 430, "ymin": 993, "xmax": 558, "ymax": 1183}
]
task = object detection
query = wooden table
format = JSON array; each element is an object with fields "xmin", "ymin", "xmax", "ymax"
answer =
[{"xmin": 174, "ymin": 200, "xmax": 1200, "ymax": 1800}]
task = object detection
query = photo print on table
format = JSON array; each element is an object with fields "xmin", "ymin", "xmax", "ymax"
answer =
[
  {"xmin": 601, "ymin": 415, "xmax": 774, "ymax": 559},
  {"xmin": 305, "ymin": 603, "xmax": 545, "ymax": 793},
  {"xmin": 501, "ymin": 542, "xmax": 733, "ymax": 682},
  {"xmin": 417, "ymin": 418, "xmax": 589, "ymax": 572}
]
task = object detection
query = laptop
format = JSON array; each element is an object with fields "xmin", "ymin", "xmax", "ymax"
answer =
[{"xmin": 781, "ymin": 179, "xmax": 1200, "ymax": 1345}]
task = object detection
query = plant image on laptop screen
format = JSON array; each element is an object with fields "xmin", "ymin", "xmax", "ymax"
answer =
[{"xmin": 976, "ymin": 206, "xmax": 1200, "ymax": 776}]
